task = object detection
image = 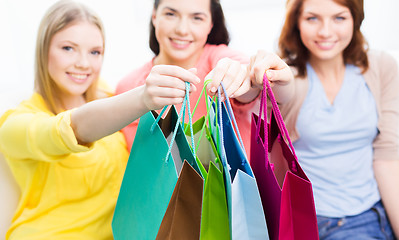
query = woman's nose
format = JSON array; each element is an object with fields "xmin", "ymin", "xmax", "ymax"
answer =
[
  {"xmin": 75, "ymin": 53, "xmax": 90, "ymax": 69},
  {"xmin": 318, "ymin": 20, "xmax": 332, "ymax": 37},
  {"xmin": 175, "ymin": 18, "xmax": 189, "ymax": 35}
]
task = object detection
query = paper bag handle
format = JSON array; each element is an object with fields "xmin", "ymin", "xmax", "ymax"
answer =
[
  {"xmin": 151, "ymin": 82, "xmax": 196, "ymax": 162},
  {"xmin": 257, "ymin": 73, "xmax": 298, "ymax": 171}
]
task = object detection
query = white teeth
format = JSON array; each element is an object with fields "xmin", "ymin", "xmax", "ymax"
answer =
[
  {"xmin": 70, "ymin": 73, "xmax": 88, "ymax": 80},
  {"xmin": 172, "ymin": 39, "xmax": 189, "ymax": 45},
  {"xmin": 318, "ymin": 42, "xmax": 334, "ymax": 47}
]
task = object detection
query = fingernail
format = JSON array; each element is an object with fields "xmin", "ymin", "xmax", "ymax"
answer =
[{"xmin": 210, "ymin": 87, "xmax": 216, "ymax": 93}]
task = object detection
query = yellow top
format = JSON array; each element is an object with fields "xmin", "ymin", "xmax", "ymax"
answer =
[{"xmin": 0, "ymin": 93, "xmax": 128, "ymax": 240}]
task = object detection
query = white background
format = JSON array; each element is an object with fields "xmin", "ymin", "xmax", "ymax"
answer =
[{"xmin": 0, "ymin": 0, "xmax": 398, "ymax": 114}]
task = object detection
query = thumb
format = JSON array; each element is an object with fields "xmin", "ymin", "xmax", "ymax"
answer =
[{"xmin": 204, "ymin": 69, "xmax": 216, "ymax": 93}]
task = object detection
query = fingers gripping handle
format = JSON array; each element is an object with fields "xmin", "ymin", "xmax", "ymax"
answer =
[{"xmin": 258, "ymin": 73, "xmax": 298, "ymax": 172}]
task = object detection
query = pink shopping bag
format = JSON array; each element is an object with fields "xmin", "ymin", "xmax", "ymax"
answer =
[{"xmin": 250, "ymin": 74, "xmax": 319, "ymax": 240}]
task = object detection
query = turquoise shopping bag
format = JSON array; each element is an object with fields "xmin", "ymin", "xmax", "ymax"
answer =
[{"xmin": 112, "ymin": 83, "xmax": 201, "ymax": 240}]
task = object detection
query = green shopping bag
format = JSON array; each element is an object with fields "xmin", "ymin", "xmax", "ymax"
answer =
[
  {"xmin": 185, "ymin": 117, "xmax": 230, "ymax": 240},
  {"xmin": 184, "ymin": 83, "xmax": 230, "ymax": 240},
  {"xmin": 112, "ymin": 83, "xmax": 202, "ymax": 240}
]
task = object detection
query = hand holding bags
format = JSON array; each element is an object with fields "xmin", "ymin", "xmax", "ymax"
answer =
[
  {"xmin": 112, "ymin": 82, "xmax": 203, "ymax": 240},
  {"xmin": 250, "ymin": 75, "xmax": 319, "ymax": 240}
]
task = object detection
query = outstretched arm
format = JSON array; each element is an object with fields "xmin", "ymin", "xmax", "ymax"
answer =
[{"xmin": 71, "ymin": 65, "xmax": 199, "ymax": 144}]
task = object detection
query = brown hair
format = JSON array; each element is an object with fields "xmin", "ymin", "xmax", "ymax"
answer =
[
  {"xmin": 149, "ymin": 0, "xmax": 230, "ymax": 55},
  {"xmin": 34, "ymin": 0, "xmax": 105, "ymax": 114},
  {"xmin": 278, "ymin": 0, "xmax": 368, "ymax": 77}
]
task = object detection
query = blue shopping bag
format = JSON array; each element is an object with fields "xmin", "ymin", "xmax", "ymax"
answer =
[{"xmin": 208, "ymin": 83, "xmax": 269, "ymax": 239}]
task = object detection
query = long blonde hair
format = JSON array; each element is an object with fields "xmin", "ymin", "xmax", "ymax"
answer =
[{"xmin": 34, "ymin": 0, "xmax": 105, "ymax": 114}]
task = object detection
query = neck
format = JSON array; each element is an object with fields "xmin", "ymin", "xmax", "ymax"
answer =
[
  {"xmin": 309, "ymin": 56, "xmax": 346, "ymax": 83},
  {"xmin": 153, "ymin": 50, "xmax": 203, "ymax": 69},
  {"xmin": 56, "ymin": 92, "xmax": 86, "ymax": 111}
]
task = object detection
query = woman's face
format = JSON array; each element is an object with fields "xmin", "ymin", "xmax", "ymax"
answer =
[
  {"xmin": 152, "ymin": 0, "xmax": 213, "ymax": 67},
  {"xmin": 298, "ymin": 0, "xmax": 354, "ymax": 62},
  {"xmin": 48, "ymin": 21, "xmax": 104, "ymax": 105}
]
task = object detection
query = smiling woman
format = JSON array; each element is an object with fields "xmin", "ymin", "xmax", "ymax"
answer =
[
  {"xmin": 116, "ymin": 0, "xmax": 262, "ymax": 156},
  {"xmin": 274, "ymin": 0, "xmax": 399, "ymax": 238},
  {"xmin": 47, "ymin": 21, "xmax": 104, "ymax": 111},
  {"xmin": 151, "ymin": 0, "xmax": 214, "ymax": 68},
  {"xmin": 0, "ymin": 0, "xmax": 205, "ymax": 239},
  {"xmin": 0, "ymin": 1, "xmax": 126, "ymax": 239}
]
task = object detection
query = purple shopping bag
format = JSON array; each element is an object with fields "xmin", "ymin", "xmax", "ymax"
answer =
[{"xmin": 250, "ymin": 74, "xmax": 319, "ymax": 240}]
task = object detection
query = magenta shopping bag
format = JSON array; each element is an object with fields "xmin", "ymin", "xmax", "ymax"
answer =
[{"xmin": 250, "ymin": 75, "xmax": 319, "ymax": 240}]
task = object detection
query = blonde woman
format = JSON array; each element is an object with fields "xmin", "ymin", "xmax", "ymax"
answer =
[{"xmin": 0, "ymin": 0, "xmax": 199, "ymax": 239}]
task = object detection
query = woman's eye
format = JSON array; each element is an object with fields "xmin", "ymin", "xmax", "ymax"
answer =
[
  {"xmin": 335, "ymin": 16, "xmax": 346, "ymax": 21},
  {"xmin": 91, "ymin": 50, "xmax": 101, "ymax": 56},
  {"xmin": 193, "ymin": 16, "xmax": 203, "ymax": 21},
  {"xmin": 307, "ymin": 16, "xmax": 317, "ymax": 21},
  {"xmin": 165, "ymin": 12, "xmax": 175, "ymax": 17},
  {"xmin": 62, "ymin": 46, "xmax": 73, "ymax": 51}
]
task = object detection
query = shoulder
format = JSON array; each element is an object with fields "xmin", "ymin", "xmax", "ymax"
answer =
[
  {"xmin": 366, "ymin": 50, "xmax": 398, "ymax": 74},
  {"xmin": 0, "ymin": 93, "xmax": 50, "ymax": 127},
  {"xmin": 201, "ymin": 44, "xmax": 228, "ymax": 58},
  {"xmin": 116, "ymin": 60, "xmax": 154, "ymax": 95},
  {"xmin": 363, "ymin": 49, "xmax": 399, "ymax": 110},
  {"xmin": 367, "ymin": 49, "xmax": 397, "ymax": 62},
  {"xmin": 364, "ymin": 50, "xmax": 399, "ymax": 89},
  {"xmin": 17, "ymin": 93, "xmax": 49, "ymax": 113},
  {"xmin": 203, "ymin": 44, "xmax": 229, "ymax": 52}
]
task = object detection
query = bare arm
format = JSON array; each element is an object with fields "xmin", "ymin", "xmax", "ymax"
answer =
[
  {"xmin": 70, "ymin": 65, "xmax": 199, "ymax": 144},
  {"xmin": 374, "ymin": 160, "xmax": 399, "ymax": 238}
]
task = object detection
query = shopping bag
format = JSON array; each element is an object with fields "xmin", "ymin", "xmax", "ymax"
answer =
[
  {"xmin": 184, "ymin": 83, "xmax": 230, "ymax": 240},
  {"xmin": 155, "ymin": 84, "xmax": 204, "ymax": 240},
  {"xmin": 250, "ymin": 74, "xmax": 319, "ymax": 240},
  {"xmin": 209, "ymin": 83, "xmax": 269, "ymax": 240},
  {"xmin": 112, "ymin": 83, "xmax": 202, "ymax": 240},
  {"xmin": 156, "ymin": 160, "xmax": 204, "ymax": 240},
  {"xmin": 200, "ymin": 161, "xmax": 230, "ymax": 240},
  {"xmin": 186, "ymin": 116, "xmax": 219, "ymax": 172}
]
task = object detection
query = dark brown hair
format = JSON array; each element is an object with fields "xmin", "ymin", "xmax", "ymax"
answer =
[
  {"xmin": 149, "ymin": 0, "xmax": 230, "ymax": 55},
  {"xmin": 278, "ymin": 0, "xmax": 368, "ymax": 77}
]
